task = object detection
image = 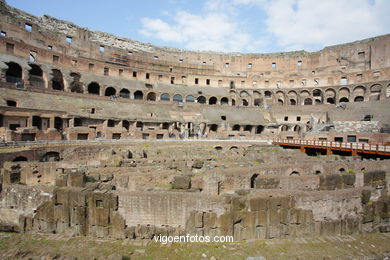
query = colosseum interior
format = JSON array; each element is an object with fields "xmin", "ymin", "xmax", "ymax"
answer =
[{"xmin": 0, "ymin": 0, "xmax": 389, "ymax": 259}]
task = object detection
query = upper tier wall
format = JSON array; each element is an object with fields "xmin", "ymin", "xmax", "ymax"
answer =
[{"xmin": 0, "ymin": 0, "xmax": 389, "ymax": 90}]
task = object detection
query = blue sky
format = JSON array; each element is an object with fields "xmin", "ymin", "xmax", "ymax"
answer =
[{"xmin": 7, "ymin": 0, "xmax": 390, "ymax": 53}]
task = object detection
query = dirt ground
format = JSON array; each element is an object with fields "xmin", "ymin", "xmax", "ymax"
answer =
[{"xmin": 1, "ymin": 232, "xmax": 390, "ymax": 260}]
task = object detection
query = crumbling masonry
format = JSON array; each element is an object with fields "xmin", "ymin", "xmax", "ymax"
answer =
[{"xmin": 0, "ymin": 0, "xmax": 389, "ymax": 242}]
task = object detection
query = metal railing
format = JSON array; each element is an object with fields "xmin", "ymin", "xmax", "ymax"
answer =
[{"xmin": 272, "ymin": 138, "xmax": 390, "ymax": 153}]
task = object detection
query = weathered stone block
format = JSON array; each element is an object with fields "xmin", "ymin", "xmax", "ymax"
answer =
[{"xmin": 171, "ymin": 175, "xmax": 191, "ymax": 189}]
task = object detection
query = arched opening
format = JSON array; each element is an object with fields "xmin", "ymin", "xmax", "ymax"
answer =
[
  {"xmin": 354, "ymin": 96, "xmax": 364, "ymax": 102},
  {"xmin": 209, "ymin": 96, "xmax": 217, "ymax": 105},
  {"xmin": 290, "ymin": 171, "xmax": 300, "ymax": 176},
  {"xmin": 232, "ymin": 125, "xmax": 240, "ymax": 131},
  {"xmin": 122, "ymin": 120, "xmax": 130, "ymax": 130},
  {"xmin": 209, "ymin": 124, "xmax": 218, "ymax": 132},
  {"xmin": 40, "ymin": 151, "xmax": 60, "ymax": 162},
  {"xmin": 370, "ymin": 84, "xmax": 381, "ymax": 101},
  {"xmin": 230, "ymin": 81, "xmax": 235, "ymax": 89},
  {"xmin": 134, "ymin": 90, "xmax": 144, "ymax": 100},
  {"xmin": 293, "ymin": 125, "xmax": 301, "ymax": 132},
  {"xmin": 290, "ymin": 99, "xmax": 297, "ymax": 105},
  {"xmin": 28, "ymin": 64, "xmax": 44, "ymax": 88},
  {"xmin": 242, "ymin": 99, "xmax": 249, "ymax": 106},
  {"xmin": 5, "ymin": 62, "xmax": 22, "ymax": 83},
  {"xmin": 119, "ymin": 88, "xmax": 130, "ymax": 98},
  {"xmin": 313, "ymin": 89, "xmax": 322, "ymax": 97},
  {"xmin": 107, "ymin": 120, "xmax": 115, "ymax": 127},
  {"xmin": 51, "ymin": 69, "xmax": 64, "ymax": 90},
  {"xmin": 146, "ymin": 92, "xmax": 156, "ymax": 101},
  {"xmin": 221, "ymin": 97, "xmax": 229, "ymax": 105},
  {"xmin": 162, "ymin": 122, "xmax": 170, "ymax": 130},
  {"xmin": 250, "ymin": 174, "xmax": 259, "ymax": 188},
  {"xmin": 32, "ymin": 116, "xmax": 42, "ymax": 130},
  {"xmin": 70, "ymin": 73, "xmax": 83, "ymax": 93},
  {"xmin": 256, "ymin": 125, "xmax": 264, "ymax": 134},
  {"xmin": 13, "ymin": 156, "xmax": 27, "ymax": 162},
  {"xmin": 160, "ymin": 93, "xmax": 170, "ymax": 101},
  {"xmin": 229, "ymin": 146, "xmax": 238, "ymax": 151},
  {"xmin": 197, "ymin": 96, "xmax": 206, "ymax": 104},
  {"xmin": 54, "ymin": 117, "xmax": 62, "ymax": 131},
  {"xmin": 214, "ymin": 146, "xmax": 223, "ymax": 151},
  {"xmin": 277, "ymin": 99, "xmax": 284, "ymax": 105},
  {"xmin": 244, "ymin": 125, "xmax": 252, "ymax": 132},
  {"xmin": 326, "ymin": 97, "xmax": 335, "ymax": 104},
  {"xmin": 315, "ymin": 99, "xmax": 322, "ymax": 104},
  {"xmin": 173, "ymin": 94, "xmax": 183, "ymax": 102},
  {"xmin": 304, "ymin": 98, "xmax": 312, "ymax": 105},
  {"xmin": 186, "ymin": 95, "xmax": 195, "ymax": 102},
  {"xmin": 264, "ymin": 91, "xmax": 272, "ymax": 98},
  {"xmin": 339, "ymin": 97, "xmax": 349, "ymax": 103},
  {"xmin": 136, "ymin": 121, "xmax": 143, "ymax": 129},
  {"xmin": 254, "ymin": 98, "xmax": 261, "ymax": 106},
  {"xmin": 281, "ymin": 125, "xmax": 289, "ymax": 131},
  {"xmin": 105, "ymin": 87, "xmax": 116, "ymax": 96},
  {"xmin": 88, "ymin": 82, "xmax": 100, "ymax": 95},
  {"xmin": 6, "ymin": 100, "xmax": 17, "ymax": 107},
  {"xmin": 231, "ymin": 99, "xmax": 236, "ymax": 106}
]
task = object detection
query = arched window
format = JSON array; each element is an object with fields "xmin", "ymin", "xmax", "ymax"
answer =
[
  {"xmin": 51, "ymin": 69, "xmax": 64, "ymax": 90},
  {"xmin": 209, "ymin": 96, "xmax": 217, "ymax": 105},
  {"xmin": 221, "ymin": 97, "xmax": 229, "ymax": 105},
  {"xmin": 290, "ymin": 99, "xmax": 296, "ymax": 105},
  {"xmin": 146, "ymin": 92, "xmax": 156, "ymax": 101},
  {"xmin": 210, "ymin": 124, "xmax": 218, "ymax": 132},
  {"xmin": 5, "ymin": 62, "xmax": 22, "ymax": 83},
  {"xmin": 313, "ymin": 89, "xmax": 322, "ymax": 97},
  {"xmin": 197, "ymin": 96, "xmax": 206, "ymax": 104},
  {"xmin": 173, "ymin": 94, "xmax": 183, "ymax": 102},
  {"xmin": 13, "ymin": 156, "xmax": 27, "ymax": 162},
  {"xmin": 339, "ymin": 97, "xmax": 349, "ymax": 103},
  {"xmin": 160, "ymin": 93, "xmax": 170, "ymax": 101},
  {"xmin": 304, "ymin": 98, "xmax": 312, "ymax": 105},
  {"xmin": 256, "ymin": 125, "xmax": 264, "ymax": 134},
  {"xmin": 105, "ymin": 87, "xmax": 116, "ymax": 96},
  {"xmin": 264, "ymin": 91, "xmax": 272, "ymax": 98},
  {"xmin": 250, "ymin": 174, "xmax": 258, "ymax": 188},
  {"xmin": 354, "ymin": 96, "xmax": 364, "ymax": 102},
  {"xmin": 40, "ymin": 152, "xmax": 60, "ymax": 162},
  {"xmin": 326, "ymin": 97, "xmax": 335, "ymax": 104},
  {"xmin": 244, "ymin": 125, "xmax": 252, "ymax": 132},
  {"xmin": 134, "ymin": 90, "xmax": 143, "ymax": 100},
  {"xmin": 186, "ymin": 95, "xmax": 195, "ymax": 102},
  {"xmin": 70, "ymin": 73, "xmax": 83, "ymax": 93},
  {"xmin": 28, "ymin": 64, "xmax": 44, "ymax": 88},
  {"xmin": 230, "ymin": 81, "xmax": 235, "ymax": 89},
  {"xmin": 242, "ymin": 99, "xmax": 249, "ymax": 106},
  {"xmin": 119, "ymin": 88, "xmax": 130, "ymax": 98},
  {"xmin": 232, "ymin": 125, "xmax": 240, "ymax": 131},
  {"xmin": 88, "ymin": 82, "xmax": 100, "ymax": 95}
]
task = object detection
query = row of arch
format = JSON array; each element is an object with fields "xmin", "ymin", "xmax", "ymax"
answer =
[{"xmin": 4, "ymin": 61, "xmax": 390, "ymax": 107}]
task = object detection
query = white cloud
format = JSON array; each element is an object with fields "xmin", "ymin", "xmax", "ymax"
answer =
[
  {"xmin": 139, "ymin": 10, "xmax": 262, "ymax": 52},
  {"xmin": 139, "ymin": 0, "xmax": 390, "ymax": 53},
  {"xmin": 263, "ymin": 0, "xmax": 390, "ymax": 50}
]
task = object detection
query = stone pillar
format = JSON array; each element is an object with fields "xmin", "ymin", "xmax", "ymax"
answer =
[
  {"xmin": 251, "ymin": 126, "xmax": 256, "ymax": 136},
  {"xmin": 69, "ymin": 118, "xmax": 75, "ymax": 128},
  {"xmin": 27, "ymin": 116, "xmax": 33, "ymax": 127},
  {"xmin": 49, "ymin": 117, "xmax": 55, "ymax": 129}
]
